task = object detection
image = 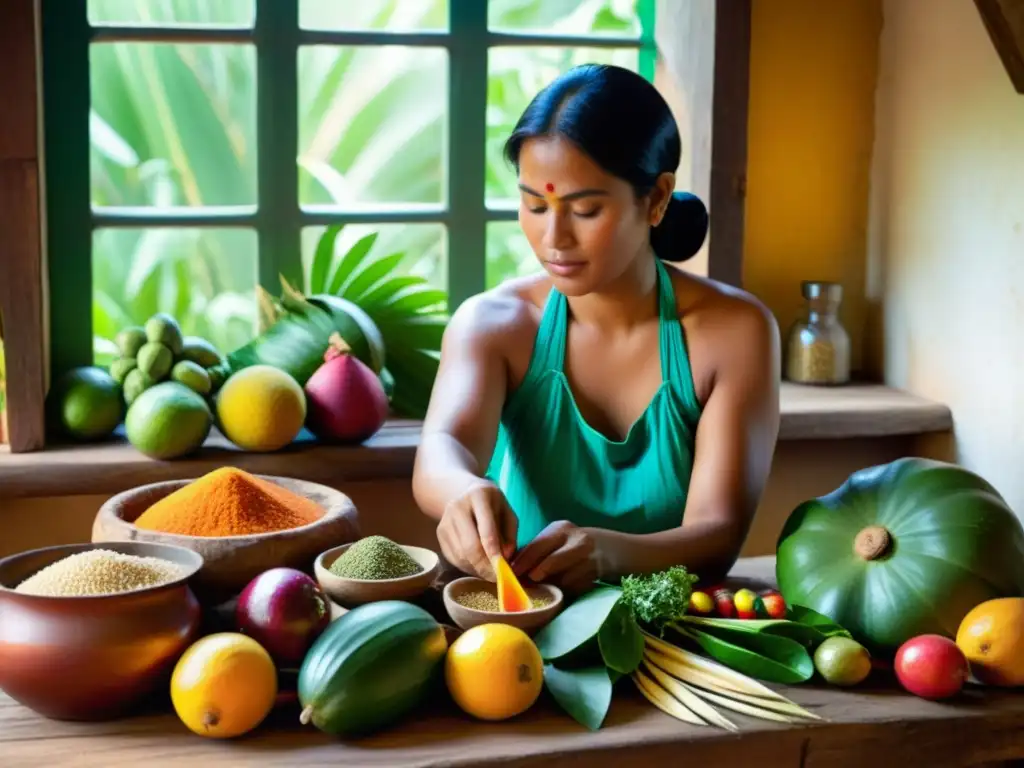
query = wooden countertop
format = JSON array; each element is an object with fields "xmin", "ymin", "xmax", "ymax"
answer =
[
  {"xmin": 0, "ymin": 558, "xmax": 1020, "ymax": 768},
  {"xmin": 0, "ymin": 383, "xmax": 952, "ymax": 501}
]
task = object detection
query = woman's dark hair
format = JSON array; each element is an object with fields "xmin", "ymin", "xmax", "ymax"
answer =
[{"xmin": 504, "ymin": 63, "xmax": 708, "ymax": 262}]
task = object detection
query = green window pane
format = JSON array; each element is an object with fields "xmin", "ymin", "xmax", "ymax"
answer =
[
  {"xmin": 88, "ymin": 0, "xmax": 255, "ymax": 27},
  {"xmin": 90, "ymin": 43, "xmax": 257, "ymax": 208},
  {"xmin": 300, "ymin": 0, "xmax": 447, "ymax": 31},
  {"xmin": 487, "ymin": 221, "xmax": 539, "ymax": 289},
  {"xmin": 298, "ymin": 47, "xmax": 447, "ymax": 206},
  {"xmin": 488, "ymin": 0, "xmax": 642, "ymax": 37},
  {"xmin": 301, "ymin": 224, "xmax": 448, "ymax": 292},
  {"xmin": 92, "ymin": 228, "xmax": 258, "ymax": 366},
  {"xmin": 486, "ymin": 46, "xmax": 640, "ymax": 205}
]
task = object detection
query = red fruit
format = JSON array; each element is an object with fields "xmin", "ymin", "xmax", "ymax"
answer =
[
  {"xmin": 305, "ymin": 333, "xmax": 389, "ymax": 443},
  {"xmin": 759, "ymin": 590, "xmax": 788, "ymax": 619},
  {"xmin": 894, "ymin": 634, "xmax": 969, "ymax": 700},
  {"xmin": 708, "ymin": 586, "xmax": 737, "ymax": 619},
  {"xmin": 236, "ymin": 567, "xmax": 331, "ymax": 666}
]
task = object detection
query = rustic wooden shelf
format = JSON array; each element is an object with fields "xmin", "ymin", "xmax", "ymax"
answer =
[{"xmin": 0, "ymin": 384, "xmax": 952, "ymax": 501}]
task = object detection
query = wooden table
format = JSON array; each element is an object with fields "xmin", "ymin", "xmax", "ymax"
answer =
[{"xmin": 2, "ymin": 558, "xmax": 1023, "ymax": 768}]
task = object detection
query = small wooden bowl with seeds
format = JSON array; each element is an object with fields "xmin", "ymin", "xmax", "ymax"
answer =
[
  {"xmin": 443, "ymin": 577, "xmax": 563, "ymax": 636},
  {"xmin": 313, "ymin": 536, "xmax": 440, "ymax": 607}
]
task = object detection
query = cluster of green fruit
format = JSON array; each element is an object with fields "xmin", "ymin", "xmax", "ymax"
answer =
[{"xmin": 110, "ymin": 313, "xmax": 230, "ymax": 406}]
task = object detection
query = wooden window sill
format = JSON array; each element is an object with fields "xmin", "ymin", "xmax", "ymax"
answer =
[{"xmin": 0, "ymin": 383, "xmax": 951, "ymax": 501}]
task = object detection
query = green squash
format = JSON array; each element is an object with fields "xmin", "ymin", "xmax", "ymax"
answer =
[
  {"xmin": 776, "ymin": 457, "xmax": 1024, "ymax": 657},
  {"xmin": 297, "ymin": 600, "xmax": 448, "ymax": 737}
]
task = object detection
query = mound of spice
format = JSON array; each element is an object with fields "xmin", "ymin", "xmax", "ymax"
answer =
[
  {"xmin": 15, "ymin": 549, "xmax": 186, "ymax": 597},
  {"xmin": 133, "ymin": 467, "xmax": 324, "ymax": 537},
  {"xmin": 455, "ymin": 589, "xmax": 553, "ymax": 613},
  {"xmin": 329, "ymin": 535, "xmax": 423, "ymax": 580}
]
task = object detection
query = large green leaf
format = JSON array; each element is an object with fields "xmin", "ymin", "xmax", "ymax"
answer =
[
  {"xmin": 327, "ymin": 232, "xmax": 379, "ymax": 295},
  {"xmin": 597, "ymin": 600, "xmax": 644, "ymax": 675},
  {"xmin": 344, "ymin": 251, "xmax": 406, "ymax": 302},
  {"xmin": 309, "ymin": 223, "xmax": 343, "ymax": 295},
  {"xmin": 533, "ymin": 587, "xmax": 623, "ymax": 662},
  {"xmin": 543, "ymin": 664, "xmax": 613, "ymax": 732},
  {"xmin": 677, "ymin": 625, "xmax": 815, "ymax": 685}
]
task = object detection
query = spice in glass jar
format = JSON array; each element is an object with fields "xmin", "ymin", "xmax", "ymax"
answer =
[{"xmin": 785, "ymin": 281, "xmax": 851, "ymax": 385}]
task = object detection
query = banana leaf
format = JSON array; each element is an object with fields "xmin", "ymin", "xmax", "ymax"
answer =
[
  {"xmin": 675, "ymin": 624, "xmax": 815, "ymax": 685},
  {"xmin": 226, "ymin": 297, "xmax": 336, "ymax": 386}
]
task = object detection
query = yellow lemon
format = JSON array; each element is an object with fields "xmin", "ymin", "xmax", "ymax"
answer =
[
  {"xmin": 170, "ymin": 632, "xmax": 277, "ymax": 739},
  {"xmin": 445, "ymin": 623, "xmax": 543, "ymax": 721},
  {"xmin": 216, "ymin": 365, "xmax": 306, "ymax": 452}
]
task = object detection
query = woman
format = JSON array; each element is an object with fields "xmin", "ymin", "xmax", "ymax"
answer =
[{"xmin": 412, "ymin": 64, "xmax": 780, "ymax": 595}]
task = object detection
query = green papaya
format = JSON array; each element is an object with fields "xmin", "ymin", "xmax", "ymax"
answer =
[{"xmin": 297, "ymin": 601, "xmax": 448, "ymax": 737}]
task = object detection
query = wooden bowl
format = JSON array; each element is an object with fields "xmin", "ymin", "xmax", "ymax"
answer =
[
  {"xmin": 314, "ymin": 541, "xmax": 439, "ymax": 607},
  {"xmin": 0, "ymin": 540, "xmax": 204, "ymax": 721},
  {"xmin": 442, "ymin": 577, "xmax": 563, "ymax": 635},
  {"xmin": 92, "ymin": 474, "xmax": 360, "ymax": 603}
]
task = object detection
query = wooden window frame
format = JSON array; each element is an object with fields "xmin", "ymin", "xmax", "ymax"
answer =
[{"xmin": 0, "ymin": 0, "xmax": 751, "ymax": 456}]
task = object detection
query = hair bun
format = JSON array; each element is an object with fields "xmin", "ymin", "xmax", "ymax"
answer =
[{"xmin": 651, "ymin": 191, "xmax": 709, "ymax": 262}]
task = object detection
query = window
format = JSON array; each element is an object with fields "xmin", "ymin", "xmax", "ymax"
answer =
[
  {"xmin": 41, "ymin": 0, "xmax": 656, "ymax": 379},
  {"xmin": 4, "ymin": 0, "xmax": 750, "ymax": 453}
]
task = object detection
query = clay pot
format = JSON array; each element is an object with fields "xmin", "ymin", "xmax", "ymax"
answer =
[
  {"xmin": 92, "ymin": 475, "xmax": 360, "ymax": 604},
  {"xmin": 0, "ymin": 541, "xmax": 203, "ymax": 721}
]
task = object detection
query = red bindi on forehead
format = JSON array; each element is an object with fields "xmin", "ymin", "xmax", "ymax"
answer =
[{"xmin": 545, "ymin": 183, "xmax": 555, "ymax": 193}]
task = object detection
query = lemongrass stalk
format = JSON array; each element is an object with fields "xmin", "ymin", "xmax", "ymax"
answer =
[
  {"xmin": 676, "ymin": 680, "xmax": 800, "ymax": 725},
  {"xmin": 642, "ymin": 630, "xmax": 791, "ymax": 703},
  {"xmin": 642, "ymin": 658, "xmax": 738, "ymax": 731},
  {"xmin": 632, "ymin": 669, "xmax": 707, "ymax": 726},
  {"xmin": 643, "ymin": 647, "xmax": 822, "ymax": 721}
]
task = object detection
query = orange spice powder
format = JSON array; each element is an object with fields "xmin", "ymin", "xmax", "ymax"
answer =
[{"xmin": 133, "ymin": 467, "xmax": 324, "ymax": 537}]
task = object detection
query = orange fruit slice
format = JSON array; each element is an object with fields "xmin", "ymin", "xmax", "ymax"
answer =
[{"xmin": 493, "ymin": 555, "xmax": 531, "ymax": 613}]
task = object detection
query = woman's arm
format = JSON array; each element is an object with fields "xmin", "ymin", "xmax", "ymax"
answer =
[
  {"xmin": 412, "ymin": 293, "xmax": 523, "ymax": 573},
  {"xmin": 597, "ymin": 298, "xmax": 781, "ymax": 583}
]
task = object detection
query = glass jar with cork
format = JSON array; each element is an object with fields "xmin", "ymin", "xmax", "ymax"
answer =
[{"xmin": 785, "ymin": 281, "xmax": 851, "ymax": 385}]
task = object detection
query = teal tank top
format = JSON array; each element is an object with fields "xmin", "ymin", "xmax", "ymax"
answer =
[{"xmin": 485, "ymin": 259, "xmax": 703, "ymax": 549}]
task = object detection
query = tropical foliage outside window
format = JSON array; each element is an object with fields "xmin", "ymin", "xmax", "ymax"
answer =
[{"xmin": 86, "ymin": 0, "xmax": 647, "ymax": 367}]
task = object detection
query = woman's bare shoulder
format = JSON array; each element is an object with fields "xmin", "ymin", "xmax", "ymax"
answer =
[
  {"xmin": 443, "ymin": 273, "xmax": 552, "ymax": 353},
  {"xmin": 664, "ymin": 264, "xmax": 779, "ymax": 370}
]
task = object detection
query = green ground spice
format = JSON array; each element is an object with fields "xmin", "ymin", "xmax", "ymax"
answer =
[
  {"xmin": 455, "ymin": 589, "xmax": 553, "ymax": 612},
  {"xmin": 329, "ymin": 536, "xmax": 424, "ymax": 580}
]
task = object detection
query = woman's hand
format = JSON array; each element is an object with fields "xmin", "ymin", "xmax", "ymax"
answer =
[
  {"xmin": 436, "ymin": 480, "xmax": 519, "ymax": 581},
  {"xmin": 511, "ymin": 521, "xmax": 605, "ymax": 596}
]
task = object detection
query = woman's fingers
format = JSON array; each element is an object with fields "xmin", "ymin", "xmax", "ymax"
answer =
[
  {"xmin": 452, "ymin": 502, "xmax": 494, "ymax": 580},
  {"xmin": 511, "ymin": 528, "xmax": 566, "ymax": 578},
  {"xmin": 471, "ymin": 494, "xmax": 504, "ymax": 565},
  {"xmin": 526, "ymin": 539, "xmax": 582, "ymax": 582}
]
